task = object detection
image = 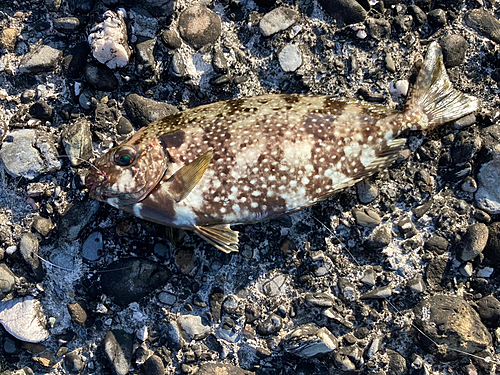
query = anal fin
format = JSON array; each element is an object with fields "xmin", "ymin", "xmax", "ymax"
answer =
[{"xmin": 194, "ymin": 224, "xmax": 239, "ymax": 253}]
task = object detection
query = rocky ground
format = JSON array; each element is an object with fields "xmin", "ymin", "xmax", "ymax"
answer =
[{"xmin": 0, "ymin": 0, "xmax": 500, "ymax": 374}]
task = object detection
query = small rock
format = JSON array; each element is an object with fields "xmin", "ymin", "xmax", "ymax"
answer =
[
  {"xmin": 209, "ymin": 287, "xmax": 224, "ymax": 323},
  {"xmin": 100, "ymin": 258, "xmax": 171, "ymax": 307},
  {"xmin": 407, "ymin": 275, "xmax": 425, "ymax": 293},
  {"xmin": 143, "ymin": 355, "xmax": 165, "ymax": 375},
  {"xmin": 88, "ymin": 10, "xmax": 132, "ymax": 69},
  {"xmin": 0, "ymin": 263, "xmax": 16, "ymax": 295},
  {"xmin": 33, "ymin": 351, "xmax": 57, "ymax": 368},
  {"xmin": 425, "ymin": 255, "xmax": 449, "ymax": 290},
  {"xmin": 135, "ymin": 38, "xmax": 156, "ymax": 77},
  {"xmin": 456, "ymin": 223, "xmax": 489, "ymax": 262},
  {"xmin": 450, "ymin": 131, "xmax": 481, "ymax": 166},
  {"xmin": 318, "ymin": 0, "xmax": 367, "ymax": 25},
  {"xmin": 32, "ymin": 215, "xmax": 55, "ymax": 237},
  {"xmin": 123, "ymin": 93, "xmax": 177, "ymax": 128},
  {"xmin": 82, "ymin": 231, "xmax": 103, "ymax": 261},
  {"xmin": 61, "ymin": 118, "xmax": 93, "ymax": 167},
  {"xmin": 222, "ymin": 295, "xmax": 240, "ymax": 315},
  {"xmin": 360, "ymin": 285, "xmax": 392, "ymax": 299},
  {"xmin": 465, "ymin": 9, "xmax": 500, "ymax": 44},
  {"xmin": 262, "ymin": 273, "xmax": 286, "ymax": 297},
  {"xmin": 177, "ymin": 314, "xmax": 210, "ymax": 341},
  {"xmin": 407, "ymin": 5, "xmax": 427, "ymax": 26},
  {"xmin": 174, "ymin": 247, "xmax": 197, "ymax": 276},
  {"xmin": 0, "ymin": 28, "xmax": 19, "ymax": 52},
  {"xmin": 259, "ymin": 7, "xmax": 298, "ymax": 37},
  {"xmin": 305, "ymin": 292, "xmax": 335, "ymax": 307},
  {"xmin": 102, "ymin": 330, "xmax": 133, "ymax": 375},
  {"xmin": 364, "ymin": 225, "xmax": 391, "ymax": 249},
  {"xmin": 438, "ymin": 34, "xmax": 468, "ymax": 68},
  {"xmin": 84, "ymin": 62, "xmax": 119, "ymax": 91},
  {"xmin": 462, "ymin": 176, "xmax": 478, "ymax": 193},
  {"xmin": 284, "ymin": 324, "xmax": 337, "ymax": 358},
  {"xmin": 278, "ymin": 44, "xmax": 302, "ymax": 72},
  {"xmin": 413, "ymin": 295, "xmax": 491, "ymax": 360},
  {"xmin": 160, "ymin": 29, "xmax": 182, "ymax": 49},
  {"xmin": 64, "ymin": 351, "xmax": 85, "ymax": 373},
  {"xmin": 352, "ymin": 207, "xmax": 381, "ymax": 228},
  {"xmin": 476, "ymin": 295, "xmax": 500, "ymax": 328},
  {"xmin": 0, "ymin": 297, "xmax": 49, "ymax": 343},
  {"xmin": 67, "ymin": 302, "xmax": 87, "ymax": 326},
  {"xmin": 256, "ymin": 313, "xmax": 282, "ymax": 336},
  {"xmin": 428, "ymin": 9, "xmax": 446, "ymax": 27},
  {"xmin": 197, "ymin": 363, "xmax": 254, "ymax": 375},
  {"xmin": 476, "ymin": 154, "xmax": 500, "ymax": 214},
  {"xmin": 397, "ymin": 216, "xmax": 417, "ymax": 239},
  {"xmin": 59, "ymin": 199, "xmax": 100, "ymax": 241},
  {"xmin": 477, "ymin": 266, "xmax": 494, "ymax": 278},
  {"xmin": 116, "ymin": 116, "xmax": 134, "ymax": 135},
  {"xmin": 53, "ymin": 17, "xmax": 81, "ymax": 33},
  {"xmin": 20, "ymin": 232, "xmax": 44, "ymax": 281},
  {"xmin": 178, "ymin": 5, "xmax": 221, "ymax": 50},
  {"xmin": 424, "ymin": 236, "xmax": 449, "ymax": 255},
  {"xmin": 366, "ymin": 337, "xmax": 382, "ymax": 358},
  {"xmin": 366, "ymin": 17, "xmax": 391, "ymax": 41},
  {"xmin": 393, "ymin": 15, "xmax": 413, "ymax": 34},
  {"xmin": 387, "ymin": 349, "xmax": 407, "ymax": 375},
  {"xmin": 19, "ymin": 44, "xmax": 62, "ymax": 73},
  {"xmin": 356, "ymin": 179, "xmax": 379, "ymax": 204},
  {"xmin": 212, "ymin": 48, "xmax": 228, "ymax": 74},
  {"xmin": 459, "ymin": 262, "xmax": 473, "ymax": 277},
  {"xmin": 29, "ymin": 100, "xmax": 53, "ymax": 121},
  {"xmin": 0, "ymin": 129, "xmax": 44, "ymax": 179},
  {"xmin": 360, "ymin": 268, "xmax": 376, "ymax": 286},
  {"xmin": 63, "ymin": 41, "xmax": 91, "ymax": 79}
]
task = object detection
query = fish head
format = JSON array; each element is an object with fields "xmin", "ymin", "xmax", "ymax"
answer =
[{"xmin": 85, "ymin": 136, "xmax": 167, "ymax": 206}]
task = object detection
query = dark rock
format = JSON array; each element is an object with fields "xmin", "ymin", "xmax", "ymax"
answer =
[
  {"xmin": 178, "ymin": 5, "xmax": 221, "ymax": 50},
  {"xmin": 259, "ymin": 7, "xmax": 298, "ymax": 37},
  {"xmin": 256, "ymin": 313, "xmax": 282, "ymax": 336},
  {"xmin": 0, "ymin": 263, "xmax": 16, "ymax": 295},
  {"xmin": 68, "ymin": 0, "xmax": 95, "ymax": 14},
  {"xmin": 366, "ymin": 17, "xmax": 391, "ymax": 40},
  {"xmin": 29, "ymin": 100, "xmax": 53, "ymax": 121},
  {"xmin": 428, "ymin": 9, "xmax": 446, "ymax": 27},
  {"xmin": 20, "ymin": 89, "xmax": 36, "ymax": 104},
  {"xmin": 387, "ymin": 349, "xmax": 407, "ymax": 375},
  {"xmin": 305, "ymin": 292, "xmax": 335, "ymax": 307},
  {"xmin": 102, "ymin": 330, "xmax": 133, "ymax": 375},
  {"xmin": 19, "ymin": 45, "xmax": 62, "ymax": 73},
  {"xmin": 413, "ymin": 295, "xmax": 491, "ymax": 360},
  {"xmin": 174, "ymin": 247, "xmax": 197, "ymax": 276},
  {"xmin": 160, "ymin": 29, "xmax": 182, "ymax": 49},
  {"xmin": 143, "ymin": 355, "xmax": 165, "ymax": 375},
  {"xmin": 67, "ymin": 302, "xmax": 87, "ymax": 326},
  {"xmin": 476, "ymin": 295, "xmax": 500, "ymax": 328},
  {"xmin": 64, "ymin": 351, "xmax": 84, "ymax": 373},
  {"xmin": 53, "ymin": 17, "xmax": 81, "ymax": 33},
  {"xmin": 123, "ymin": 94, "xmax": 177, "ymax": 128},
  {"xmin": 424, "ymin": 236, "xmax": 449, "ymax": 255},
  {"xmin": 100, "ymin": 258, "xmax": 171, "ymax": 307},
  {"xmin": 425, "ymin": 255, "xmax": 450, "ymax": 290},
  {"xmin": 397, "ymin": 216, "xmax": 417, "ymax": 239},
  {"xmin": 450, "ymin": 131, "xmax": 481, "ymax": 166},
  {"xmin": 212, "ymin": 48, "xmax": 228, "ymax": 74},
  {"xmin": 196, "ymin": 362, "xmax": 254, "ymax": 375},
  {"xmin": 484, "ymin": 222, "xmax": 500, "ymax": 267},
  {"xmin": 352, "ymin": 207, "xmax": 381, "ymax": 228},
  {"xmin": 438, "ymin": 35, "xmax": 468, "ymax": 68},
  {"xmin": 318, "ymin": 0, "xmax": 367, "ymax": 26},
  {"xmin": 84, "ymin": 63, "xmax": 119, "ymax": 91},
  {"xmin": 63, "ymin": 42, "xmax": 90, "ymax": 79},
  {"xmin": 465, "ymin": 9, "xmax": 500, "ymax": 44},
  {"xmin": 58, "ymin": 199, "xmax": 100, "ymax": 241},
  {"xmin": 209, "ymin": 287, "xmax": 224, "ymax": 323},
  {"xmin": 356, "ymin": 179, "xmax": 378, "ymax": 204},
  {"xmin": 393, "ymin": 15, "xmax": 413, "ymax": 34},
  {"xmin": 61, "ymin": 118, "xmax": 93, "ymax": 167},
  {"xmin": 222, "ymin": 295, "xmax": 241, "ymax": 315},
  {"xmin": 135, "ymin": 38, "xmax": 156, "ymax": 77},
  {"xmin": 116, "ymin": 117, "xmax": 134, "ymax": 135},
  {"xmin": 456, "ymin": 223, "xmax": 489, "ymax": 262},
  {"xmin": 19, "ymin": 232, "xmax": 44, "ymax": 281},
  {"xmin": 407, "ymin": 5, "xmax": 426, "ymax": 26},
  {"xmin": 364, "ymin": 225, "xmax": 391, "ymax": 249},
  {"xmin": 169, "ymin": 52, "xmax": 188, "ymax": 78}
]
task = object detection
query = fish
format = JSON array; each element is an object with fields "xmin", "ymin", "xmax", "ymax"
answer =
[{"xmin": 85, "ymin": 42, "xmax": 479, "ymax": 253}]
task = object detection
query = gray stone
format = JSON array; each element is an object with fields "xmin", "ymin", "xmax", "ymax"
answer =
[
  {"xmin": 64, "ymin": 351, "xmax": 85, "ymax": 373},
  {"xmin": 318, "ymin": 0, "xmax": 367, "ymax": 26},
  {"xmin": 278, "ymin": 44, "xmax": 302, "ymax": 72},
  {"xmin": 58, "ymin": 199, "xmax": 100, "ymax": 241},
  {"xmin": 61, "ymin": 118, "xmax": 93, "ymax": 167},
  {"xmin": 178, "ymin": 6, "xmax": 221, "ymax": 50},
  {"xmin": 284, "ymin": 324, "xmax": 337, "ymax": 358},
  {"xmin": 84, "ymin": 62, "xmax": 119, "ymax": 91},
  {"xmin": 177, "ymin": 314, "xmax": 210, "ymax": 341},
  {"xmin": 424, "ymin": 236, "xmax": 449, "ymax": 255},
  {"xmin": 19, "ymin": 44, "xmax": 62, "ymax": 73},
  {"xmin": 102, "ymin": 330, "xmax": 133, "ymax": 375},
  {"xmin": 476, "ymin": 295, "xmax": 500, "ymax": 328},
  {"xmin": 387, "ymin": 349, "xmax": 407, "ymax": 375},
  {"xmin": 0, "ymin": 129, "xmax": 44, "ymax": 180},
  {"xmin": 262, "ymin": 273, "xmax": 286, "ymax": 297},
  {"xmin": 476, "ymin": 154, "xmax": 500, "ymax": 214},
  {"xmin": 256, "ymin": 313, "xmax": 282, "ymax": 336},
  {"xmin": 197, "ymin": 363, "xmax": 254, "ymax": 375},
  {"xmin": 413, "ymin": 295, "xmax": 491, "ymax": 360},
  {"xmin": 438, "ymin": 34, "xmax": 468, "ymax": 68},
  {"xmin": 456, "ymin": 223, "xmax": 489, "ymax": 262},
  {"xmin": 20, "ymin": 232, "xmax": 44, "ymax": 281},
  {"xmin": 360, "ymin": 285, "xmax": 392, "ymax": 299},
  {"xmin": 352, "ymin": 207, "xmax": 381, "ymax": 228},
  {"xmin": 53, "ymin": 17, "xmax": 81, "ymax": 33},
  {"xmin": 397, "ymin": 216, "xmax": 417, "ymax": 239},
  {"xmin": 0, "ymin": 297, "xmax": 49, "ymax": 343},
  {"xmin": 0, "ymin": 263, "xmax": 16, "ymax": 294},
  {"xmin": 135, "ymin": 38, "xmax": 156, "ymax": 77},
  {"xmin": 82, "ymin": 231, "xmax": 102, "ymax": 261},
  {"xmin": 123, "ymin": 94, "xmax": 177, "ymax": 128},
  {"xmin": 143, "ymin": 355, "xmax": 165, "ymax": 375},
  {"xmin": 160, "ymin": 29, "xmax": 182, "ymax": 49},
  {"xmin": 364, "ymin": 225, "xmax": 392, "ymax": 249},
  {"xmin": 356, "ymin": 179, "xmax": 379, "ymax": 204},
  {"xmin": 259, "ymin": 7, "xmax": 298, "ymax": 37},
  {"xmin": 305, "ymin": 292, "xmax": 335, "ymax": 307},
  {"xmin": 465, "ymin": 9, "xmax": 500, "ymax": 44}
]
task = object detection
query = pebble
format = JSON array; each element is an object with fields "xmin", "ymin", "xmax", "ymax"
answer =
[
  {"xmin": 29, "ymin": 100, "xmax": 53, "ymax": 121},
  {"xmin": 256, "ymin": 313, "xmax": 282, "ymax": 336},
  {"xmin": 477, "ymin": 266, "xmax": 494, "ymax": 278},
  {"xmin": 352, "ymin": 207, "xmax": 381, "ymax": 228},
  {"xmin": 102, "ymin": 330, "xmax": 133, "ymax": 375},
  {"xmin": 62, "ymin": 41, "xmax": 90, "ymax": 79},
  {"xmin": 476, "ymin": 295, "xmax": 500, "ymax": 328},
  {"xmin": 438, "ymin": 35, "xmax": 468, "ymax": 68},
  {"xmin": 177, "ymin": 5, "xmax": 221, "ymax": 50},
  {"xmin": 484, "ymin": 223, "xmax": 500, "ymax": 266},
  {"xmin": 459, "ymin": 262, "xmax": 473, "ymax": 277},
  {"xmin": 456, "ymin": 223, "xmax": 489, "ymax": 262},
  {"xmin": 78, "ymin": 89, "xmax": 96, "ymax": 110},
  {"xmin": 413, "ymin": 295, "xmax": 491, "ymax": 360},
  {"xmin": 67, "ymin": 302, "xmax": 87, "ymax": 326},
  {"xmin": 84, "ymin": 62, "xmax": 119, "ymax": 91},
  {"xmin": 397, "ymin": 216, "xmax": 417, "ymax": 239},
  {"xmin": 284, "ymin": 324, "xmax": 337, "ymax": 357},
  {"xmin": 53, "ymin": 17, "xmax": 81, "ymax": 33},
  {"xmin": 143, "ymin": 355, "xmax": 165, "ymax": 375},
  {"xmin": 305, "ymin": 292, "xmax": 335, "ymax": 307},
  {"xmin": 0, "ymin": 263, "xmax": 16, "ymax": 295},
  {"xmin": 428, "ymin": 9, "xmax": 446, "ymax": 27},
  {"xmin": 64, "ymin": 351, "xmax": 85, "ymax": 373},
  {"xmin": 160, "ymin": 29, "xmax": 182, "ymax": 50},
  {"xmin": 424, "ymin": 236, "xmax": 449, "ymax": 255},
  {"xmin": 259, "ymin": 7, "xmax": 298, "ymax": 37},
  {"xmin": 262, "ymin": 273, "xmax": 286, "ymax": 297},
  {"xmin": 425, "ymin": 255, "xmax": 449, "ymax": 290},
  {"xmin": 387, "ymin": 349, "xmax": 407, "ymax": 375},
  {"xmin": 197, "ymin": 362, "xmax": 254, "ymax": 375},
  {"xmin": 318, "ymin": 0, "xmax": 367, "ymax": 25},
  {"xmin": 212, "ymin": 48, "xmax": 228, "ymax": 74},
  {"xmin": 0, "ymin": 129, "xmax": 44, "ymax": 179},
  {"xmin": 461, "ymin": 176, "xmax": 477, "ymax": 193},
  {"xmin": 407, "ymin": 5, "xmax": 427, "ymax": 26},
  {"xmin": 360, "ymin": 285, "xmax": 392, "ymax": 299},
  {"xmin": 465, "ymin": 8, "xmax": 500, "ymax": 44},
  {"xmin": 364, "ymin": 224, "xmax": 391, "ymax": 250},
  {"xmin": 407, "ymin": 275, "xmax": 425, "ymax": 293},
  {"xmin": 278, "ymin": 44, "xmax": 302, "ymax": 72},
  {"xmin": 209, "ymin": 287, "xmax": 224, "ymax": 323},
  {"xmin": 0, "ymin": 27, "xmax": 19, "ymax": 52},
  {"xmin": 222, "ymin": 295, "xmax": 240, "ymax": 315},
  {"xmin": 360, "ymin": 268, "xmax": 376, "ymax": 286},
  {"xmin": 135, "ymin": 38, "xmax": 156, "ymax": 77},
  {"xmin": 100, "ymin": 258, "xmax": 171, "ymax": 307},
  {"xmin": 19, "ymin": 44, "xmax": 62, "ymax": 73},
  {"xmin": 0, "ymin": 297, "xmax": 49, "ymax": 343},
  {"xmin": 61, "ymin": 118, "xmax": 93, "ymax": 167},
  {"xmin": 476, "ymin": 154, "xmax": 500, "ymax": 214},
  {"xmin": 355, "ymin": 179, "xmax": 378, "ymax": 204},
  {"xmin": 58, "ymin": 199, "xmax": 100, "ymax": 241},
  {"xmin": 450, "ymin": 131, "xmax": 481, "ymax": 166},
  {"xmin": 177, "ymin": 314, "xmax": 210, "ymax": 341},
  {"xmin": 123, "ymin": 93, "xmax": 177, "ymax": 128},
  {"xmin": 116, "ymin": 116, "xmax": 134, "ymax": 135},
  {"xmin": 19, "ymin": 232, "xmax": 44, "ymax": 281},
  {"xmin": 88, "ymin": 10, "xmax": 132, "ymax": 69},
  {"xmin": 366, "ymin": 18, "xmax": 391, "ymax": 41},
  {"xmin": 174, "ymin": 247, "xmax": 197, "ymax": 276}
]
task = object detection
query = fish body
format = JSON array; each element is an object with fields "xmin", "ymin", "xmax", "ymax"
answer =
[{"xmin": 86, "ymin": 43, "xmax": 479, "ymax": 252}]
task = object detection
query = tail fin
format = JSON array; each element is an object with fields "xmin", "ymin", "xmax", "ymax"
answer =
[{"xmin": 406, "ymin": 42, "xmax": 479, "ymax": 128}]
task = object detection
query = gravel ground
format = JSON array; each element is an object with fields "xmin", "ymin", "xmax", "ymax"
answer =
[{"xmin": 0, "ymin": 0, "xmax": 500, "ymax": 374}]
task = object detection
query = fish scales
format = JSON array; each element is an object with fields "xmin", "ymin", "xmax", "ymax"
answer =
[{"xmin": 86, "ymin": 42, "xmax": 479, "ymax": 253}]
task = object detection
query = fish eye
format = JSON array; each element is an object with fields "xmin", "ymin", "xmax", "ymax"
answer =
[{"xmin": 113, "ymin": 146, "xmax": 137, "ymax": 166}]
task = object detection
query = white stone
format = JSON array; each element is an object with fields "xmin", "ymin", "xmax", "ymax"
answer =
[
  {"xmin": 0, "ymin": 297, "xmax": 49, "ymax": 343},
  {"xmin": 476, "ymin": 155, "xmax": 500, "ymax": 214}
]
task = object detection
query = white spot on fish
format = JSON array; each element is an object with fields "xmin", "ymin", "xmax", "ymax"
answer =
[{"xmin": 133, "ymin": 203, "xmax": 143, "ymax": 218}]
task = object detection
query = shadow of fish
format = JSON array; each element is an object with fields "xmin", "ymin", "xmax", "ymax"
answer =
[{"xmin": 85, "ymin": 42, "xmax": 479, "ymax": 253}]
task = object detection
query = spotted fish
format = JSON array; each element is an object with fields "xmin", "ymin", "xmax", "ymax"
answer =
[{"xmin": 85, "ymin": 43, "xmax": 479, "ymax": 253}]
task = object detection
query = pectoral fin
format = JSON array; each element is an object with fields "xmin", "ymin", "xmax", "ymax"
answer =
[
  {"xmin": 166, "ymin": 149, "xmax": 213, "ymax": 202},
  {"xmin": 194, "ymin": 224, "xmax": 239, "ymax": 253}
]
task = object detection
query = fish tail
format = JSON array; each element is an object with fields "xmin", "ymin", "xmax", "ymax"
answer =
[{"xmin": 405, "ymin": 42, "xmax": 479, "ymax": 129}]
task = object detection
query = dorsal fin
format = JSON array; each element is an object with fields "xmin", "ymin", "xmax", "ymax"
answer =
[{"xmin": 165, "ymin": 149, "xmax": 213, "ymax": 202}]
